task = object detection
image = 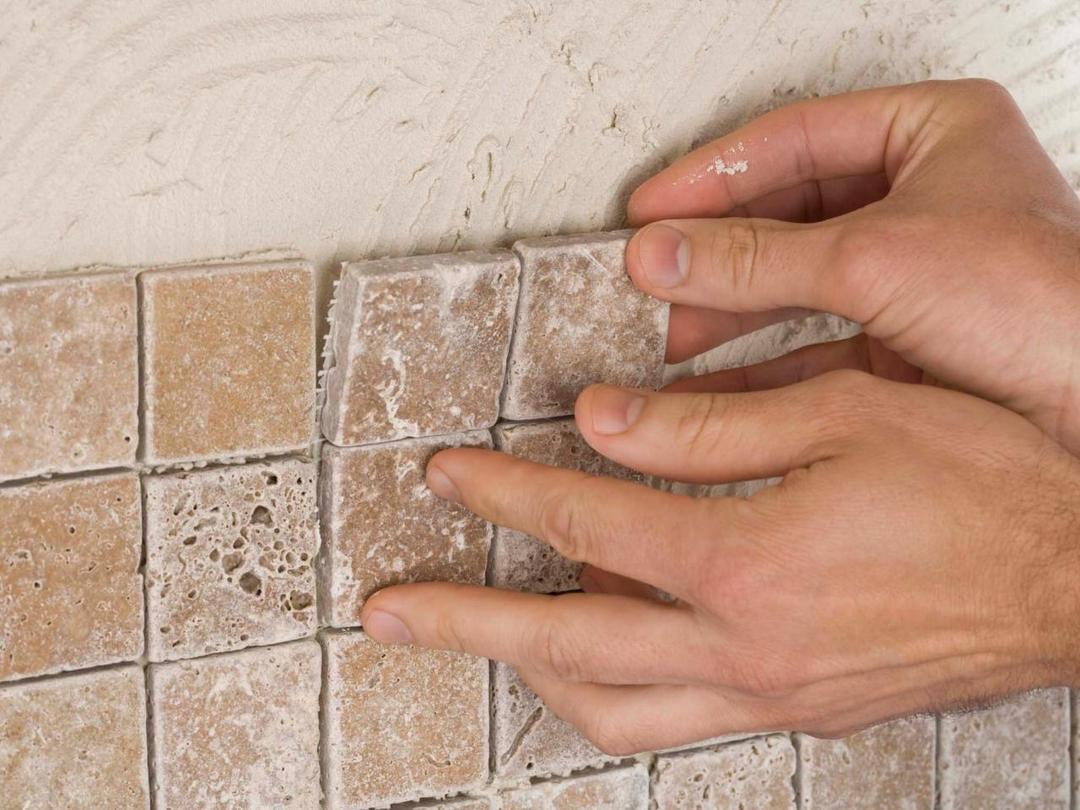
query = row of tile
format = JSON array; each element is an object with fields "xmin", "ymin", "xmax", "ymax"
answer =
[
  {"xmin": 3, "ymin": 648, "xmax": 1071, "ymax": 809},
  {"xmin": 0, "ymin": 232, "xmax": 668, "ymax": 483}
]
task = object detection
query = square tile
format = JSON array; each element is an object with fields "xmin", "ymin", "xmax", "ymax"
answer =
[
  {"xmin": 498, "ymin": 764, "xmax": 649, "ymax": 808},
  {"xmin": 319, "ymin": 431, "xmax": 492, "ymax": 627},
  {"xmin": 321, "ymin": 631, "xmax": 488, "ymax": 808},
  {"xmin": 323, "ymin": 251, "xmax": 519, "ymax": 445},
  {"xmin": 143, "ymin": 459, "xmax": 318, "ymax": 661},
  {"xmin": 0, "ymin": 473, "xmax": 142, "ymax": 681},
  {"xmin": 0, "ymin": 271, "xmax": 137, "ymax": 481},
  {"xmin": 140, "ymin": 261, "xmax": 315, "ymax": 465},
  {"xmin": 502, "ymin": 232, "xmax": 668, "ymax": 420},
  {"xmin": 653, "ymin": 735, "xmax": 795, "ymax": 809}
]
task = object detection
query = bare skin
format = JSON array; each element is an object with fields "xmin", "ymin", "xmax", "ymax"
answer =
[{"xmin": 361, "ymin": 79, "xmax": 1080, "ymax": 755}]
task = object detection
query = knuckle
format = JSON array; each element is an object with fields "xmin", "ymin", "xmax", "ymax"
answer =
[
  {"xmin": 528, "ymin": 615, "xmax": 583, "ymax": 682},
  {"xmin": 807, "ymin": 369, "xmax": 886, "ymax": 435},
  {"xmin": 711, "ymin": 220, "xmax": 762, "ymax": 300},
  {"xmin": 536, "ymin": 482, "xmax": 593, "ymax": 562},
  {"xmin": 674, "ymin": 395, "xmax": 725, "ymax": 458},
  {"xmin": 580, "ymin": 711, "xmax": 644, "ymax": 758}
]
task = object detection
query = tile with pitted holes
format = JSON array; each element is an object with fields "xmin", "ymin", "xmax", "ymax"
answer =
[
  {"xmin": 149, "ymin": 640, "xmax": 320, "ymax": 809},
  {"xmin": 321, "ymin": 632, "xmax": 488, "ymax": 808},
  {"xmin": 0, "ymin": 473, "xmax": 142, "ymax": 681},
  {"xmin": 144, "ymin": 459, "xmax": 318, "ymax": 661},
  {"xmin": 498, "ymin": 764, "xmax": 649, "ymax": 808},
  {"xmin": 0, "ymin": 665, "xmax": 149, "ymax": 807},
  {"xmin": 653, "ymin": 735, "xmax": 795, "ymax": 809},
  {"xmin": 0, "ymin": 271, "xmax": 138, "ymax": 482},
  {"xmin": 940, "ymin": 688, "xmax": 1069, "ymax": 809},
  {"xmin": 502, "ymin": 232, "xmax": 668, "ymax": 420},
  {"xmin": 322, "ymin": 251, "xmax": 519, "ymax": 446},
  {"xmin": 140, "ymin": 261, "xmax": 315, "ymax": 465},
  {"xmin": 319, "ymin": 431, "xmax": 492, "ymax": 627},
  {"xmin": 798, "ymin": 717, "xmax": 934, "ymax": 809},
  {"xmin": 492, "ymin": 419, "xmax": 645, "ymax": 593}
]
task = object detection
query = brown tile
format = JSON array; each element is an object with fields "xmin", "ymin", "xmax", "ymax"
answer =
[
  {"xmin": 491, "ymin": 419, "xmax": 645, "ymax": 593},
  {"xmin": 321, "ymin": 631, "xmax": 488, "ymax": 808},
  {"xmin": 653, "ymin": 735, "xmax": 795, "ymax": 809},
  {"xmin": 319, "ymin": 432, "xmax": 492, "ymax": 627},
  {"xmin": 493, "ymin": 662, "xmax": 614, "ymax": 780},
  {"xmin": 150, "ymin": 640, "xmax": 320, "ymax": 809},
  {"xmin": 322, "ymin": 251, "xmax": 519, "ymax": 445},
  {"xmin": 140, "ymin": 261, "xmax": 315, "ymax": 465},
  {"xmin": 144, "ymin": 459, "xmax": 318, "ymax": 661},
  {"xmin": 940, "ymin": 688, "xmax": 1069, "ymax": 809},
  {"xmin": 1073, "ymin": 691, "xmax": 1079, "ymax": 806},
  {"xmin": 498, "ymin": 764, "xmax": 649, "ymax": 809},
  {"xmin": 0, "ymin": 665, "xmax": 149, "ymax": 807},
  {"xmin": 503, "ymin": 232, "xmax": 668, "ymax": 420},
  {"xmin": 0, "ymin": 271, "xmax": 137, "ymax": 482},
  {"xmin": 0, "ymin": 473, "xmax": 142, "ymax": 681},
  {"xmin": 798, "ymin": 717, "xmax": 934, "ymax": 809}
]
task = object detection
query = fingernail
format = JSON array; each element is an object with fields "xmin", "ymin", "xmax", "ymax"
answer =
[
  {"xmin": 364, "ymin": 610, "xmax": 413, "ymax": 645},
  {"xmin": 638, "ymin": 224, "xmax": 689, "ymax": 288},
  {"xmin": 590, "ymin": 387, "xmax": 647, "ymax": 435},
  {"xmin": 427, "ymin": 465, "xmax": 462, "ymax": 504}
]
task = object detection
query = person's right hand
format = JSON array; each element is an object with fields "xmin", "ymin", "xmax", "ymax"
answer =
[{"xmin": 625, "ymin": 79, "xmax": 1080, "ymax": 454}]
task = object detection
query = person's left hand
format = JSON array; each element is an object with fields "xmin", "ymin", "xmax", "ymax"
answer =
[{"xmin": 360, "ymin": 372, "xmax": 1080, "ymax": 754}]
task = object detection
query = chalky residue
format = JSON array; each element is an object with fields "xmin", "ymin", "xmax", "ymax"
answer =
[
  {"xmin": 500, "ymin": 764, "xmax": 649, "ymax": 809},
  {"xmin": 144, "ymin": 459, "xmax": 319, "ymax": 661},
  {"xmin": 150, "ymin": 640, "xmax": 321, "ymax": 809},
  {"xmin": 653, "ymin": 736, "xmax": 796, "ymax": 809}
]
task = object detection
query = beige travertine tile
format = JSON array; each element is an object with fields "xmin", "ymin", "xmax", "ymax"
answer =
[
  {"xmin": 144, "ymin": 459, "xmax": 318, "ymax": 661},
  {"xmin": 503, "ymin": 232, "xmax": 668, "ymax": 420},
  {"xmin": 319, "ymin": 432, "xmax": 492, "ymax": 627},
  {"xmin": 140, "ymin": 261, "xmax": 315, "ymax": 465},
  {"xmin": 0, "ymin": 473, "xmax": 142, "ymax": 681},
  {"xmin": 322, "ymin": 251, "xmax": 519, "ymax": 446},
  {"xmin": 1073, "ymin": 690, "xmax": 1079, "ymax": 805},
  {"xmin": 491, "ymin": 419, "xmax": 645, "ymax": 593},
  {"xmin": 149, "ymin": 640, "xmax": 321, "ymax": 809},
  {"xmin": 407, "ymin": 799, "xmax": 492, "ymax": 810},
  {"xmin": 940, "ymin": 688, "xmax": 1070, "ymax": 809},
  {"xmin": 497, "ymin": 764, "xmax": 649, "ymax": 808},
  {"xmin": 321, "ymin": 631, "xmax": 488, "ymax": 808},
  {"xmin": 0, "ymin": 665, "xmax": 149, "ymax": 808},
  {"xmin": 798, "ymin": 717, "xmax": 934, "ymax": 809},
  {"xmin": 0, "ymin": 271, "xmax": 138, "ymax": 482},
  {"xmin": 653, "ymin": 735, "xmax": 795, "ymax": 809},
  {"xmin": 493, "ymin": 662, "xmax": 614, "ymax": 780}
]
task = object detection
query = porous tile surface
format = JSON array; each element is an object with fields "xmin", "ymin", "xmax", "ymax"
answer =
[
  {"xmin": 798, "ymin": 717, "xmax": 934, "ymax": 809},
  {"xmin": 319, "ymin": 431, "xmax": 492, "ymax": 626},
  {"xmin": 144, "ymin": 459, "xmax": 318, "ymax": 661},
  {"xmin": 499, "ymin": 764, "xmax": 649, "ymax": 808},
  {"xmin": 408, "ymin": 799, "xmax": 491, "ymax": 810},
  {"xmin": 322, "ymin": 251, "xmax": 519, "ymax": 445},
  {"xmin": 0, "ymin": 665, "xmax": 149, "ymax": 808},
  {"xmin": 492, "ymin": 419, "xmax": 644, "ymax": 593},
  {"xmin": 493, "ymin": 662, "xmax": 614, "ymax": 780},
  {"xmin": 140, "ymin": 261, "xmax": 315, "ymax": 464},
  {"xmin": 0, "ymin": 473, "xmax": 142, "ymax": 681},
  {"xmin": 653, "ymin": 735, "xmax": 796, "ymax": 809},
  {"xmin": 321, "ymin": 632, "xmax": 488, "ymax": 808},
  {"xmin": 150, "ymin": 640, "xmax": 321, "ymax": 809},
  {"xmin": 503, "ymin": 232, "xmax": 668, "ymax": 420},
  {"xmin": 0, "ymin": 271, "xmax": 138, "ymax": 481},
  {"xmin": 939, "ymin": 688, "xmax": 1070, "ymax": 809}
]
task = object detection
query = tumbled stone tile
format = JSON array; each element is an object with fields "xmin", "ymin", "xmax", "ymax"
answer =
[
  {"xmin": 319, "ymin": 431, "xmax": 492, "ymax": 627},
  {"xmin": 322, "ymin": 631, "xmax": 488, "ymax": 808},
  {"xmin": 799, "ymin": 717, "xmax": 934, "ymax": 808},
  {"xmin": 0, "ymin": 271, "xmax": 137, "ymax": 482},
  {"xmin": 150, "ymin": 640, "xmax": 320, "ymax": 809},
  {"xmin": 322, "ymin": 251, "xmax": 519, "ymax": 446},
  {"xmin": 0, "ymin": 665, "xmax": 149, "ymax": 807},
  {"xmin": 401, "ymin": 799, "xmax": 491, "ymax": 810},
  {"xmin": 140, "ymin": 261, "xmax": 315, "ymax": 465},
  {"xmin": 493, "ymin": 662, "xmax": 614, "ymax": 780},
  {"xmin": 653, "ymin": 735, "xmax": 795, "ymax": 809},
  {"xmin": 940, "ymin": 688, "xmax": 1069, "ymax": 809},
  {"xmin": 492, "ymin": 419, "xmax": 644, "ymax": 593},
  {"xmin": 499, "ymin": 764, "xmax": 649, "ymax": 808},
  {"xmin": 0, "ymin": 473, "xmax": 142, "ymax": 681},
  {"xmin": 144, "ymin": 459, "xmax": 318, "ymax": 661},
  {"xmin": 503, "ymin": 232, "xmax": 668, "ymax": 420}
]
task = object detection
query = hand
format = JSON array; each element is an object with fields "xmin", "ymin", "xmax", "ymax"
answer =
[
  {"xmin": 626, "ymin": 79, "xmax": 1080, "ymax": 454},
  {"xmin": 362, "ymin": 374, "xmax": 1080, "ymax": 754}
]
